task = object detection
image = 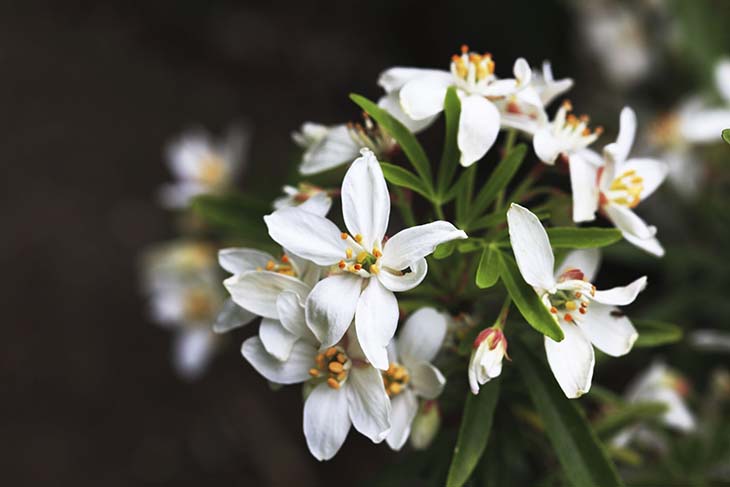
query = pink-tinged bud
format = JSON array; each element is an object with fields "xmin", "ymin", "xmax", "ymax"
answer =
[
  {"xmin": 410, "ymin": 400, "xmax": 441, "ymax": 450},
  {"xmin": 558, "ymin": 268, "xmax": 585, "ymax": 282},
  {"xmin": 468, "ymin": 327, "xmax": 508, "ymax": 394}
]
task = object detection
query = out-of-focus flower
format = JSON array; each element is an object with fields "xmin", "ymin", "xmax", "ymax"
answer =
[
  {"xmin": 508, "ymin": 204, "xmax": 644, "ymax": 398},
  {"xmin": 379, "ymin": 45, "xmax": 531, "ymax": 166},
  {"xmin": 273, "ymin": 184, "xmax": 332, "ymax": 216},
  {"xmin": 293, "ymin": 115, "xmax": 396, "ymax": 175},
  {"xmin": 613, "ymin": 361, "xmax": 695, "ymax": 449},
  {"xmin": 159, "ymin": 125, "xmax": 249, "ymax": 208},
  {"xmin": 264, "ymin": 149, "xmax": 466, "ymax": 370},
  {"xmin": 242, "ymin": 315, "xmax": 391, "ymax": 461},
  {"xmin": 383, "ymin": 308, "xmax": 447, "ymax": 451},
  {"xmin": 468, "ymin": 326, "xmax": 509, "ymax": 394},
  {"xmin": 690, "ymin": 329, "xmax": 730, "ymax": 353},
  {"xmin": 409, "ymin": 400, "xmax": 441, "ymax": 450}
]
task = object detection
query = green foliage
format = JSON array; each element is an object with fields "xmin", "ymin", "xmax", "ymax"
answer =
[
  {"xmin": 633, "ymin": 320, "xmax": 683, "ymax": 347},
  {"xmin": 379, "ymin": 161, "xmax": 432, "ymax": 199},
  {"xmin": 546, "ymin": 227, "xmax": 623, "ymax": 248},
  {"xmin": 722, "ymin": 128, "xmax": 730, "ymax": 145},
  {"xmin": 475, "ymin": 244, "xmax": 500, "ymax": 289},
  {"xmin": 595, "ymin": 402, "xmax": 668, "ymax": 439},
  {"xmin": 437, "ymin": 87, "xmax": 461, "ymax": 199}
]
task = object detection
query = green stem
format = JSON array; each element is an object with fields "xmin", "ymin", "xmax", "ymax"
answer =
[
  {"xmin": 392, "ymin": 186, "xmax": 416, "ymax": 227},
  {"xmin": 494, "ymin": 295, "xmax": 512, "ymax": 330},
  {"xmin": 433, "ymin": 202, "xmax": 445, "ymax": 220}
]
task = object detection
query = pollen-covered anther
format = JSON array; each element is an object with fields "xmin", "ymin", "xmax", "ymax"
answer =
[
  {"xmin": 354, "ymin": 234, "xmax": 363, "ymax": 243},
  {"xmin": 345, "ymin": 248, "xmax": 353, "ymax": 259},
  {"xmin": 373, "ymin": 248, "xmax": 382, "ymax": 258},
  {"xmin": 313, "ymin": 347, "xmax": 351, "ymax": 389},
  {"xmin": 327, "ymin": 378, "xmax": 341, "ymax": 389},
  {"xmin": 266, "ymin": 260, "xmax": 275, "ymax": 271},
  {"xmin": 340, "ymin": 232, "xmax": 348, "ymax": 240},
  {"xmin": 383, "ymin": 362, "xmax": 410, "ymax": 397},
  {"xmin": 564, "ymin": 313, "xmax": 574, "ymax": 323},
  {"xmin": 370, "ymin": 264, "xmax": 380, "ymax": 274},
  {"xmin": 356, "ymin": 251, "xmax": 368, "ymax": 263},
  {"xmin": 338, "ymin": 260, "xmax": 346, "ymax": 270}
]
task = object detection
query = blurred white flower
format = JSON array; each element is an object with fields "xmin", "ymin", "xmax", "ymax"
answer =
[
  {"xmin": 273, "ymin": 183, "xmax": 332, "ymax": 216},
  {"xmin": 507, "ymin": 204, "xmax": 644, "ymax": 398},
  {"xmin": 383, "ymin": 308, "xmax": 447, "ymax": 451},
  {"xmin": 468, "ymin": 326, "xmax": 509, "ymax": 394},
  {"xmin": 379, "ymin": 46, "xmax": 531, "ymax": 166},
  {"xmin": 159, "ymin": 125, "xmax": 249, "ymax": 208},
  {"xmin": 409, "ymin": 400, "xmax": 441, "ymax": 450},
  {"xmin": 690, "ymin": 329, "xmax": 730, "ymax": 353},
  {"xmin": 264, "ymin": 148, "xmax": 466, "ymax": 370}
]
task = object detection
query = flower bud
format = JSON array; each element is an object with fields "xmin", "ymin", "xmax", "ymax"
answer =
[
  {"xmin": 410, "ymin": 400, "xmax": 441, "ymax": 450},
  {"xmin": 468, "ymin": 327, "xmax": 509, "ymax": 394}
]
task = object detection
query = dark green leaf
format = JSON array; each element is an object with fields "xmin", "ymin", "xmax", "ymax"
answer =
[
  {"xmin": 476, "ymin": 245, "xmax": 500, "ymax": 289},
  {"xmin": 497, "ymin": 252, "xmax": 563, "ymax": 341},
  {"xmin": 546, "ymin": 227, "xmax": 623, "ymax": 248},
  {"xmin": 446, "ymin": 380, "xmax": 501, "ymax": 487},
  {"xmin": 380, "ymin": 162, "xmax": 431, "ymax": 199},
  {"xmin": 456, "ymin": 165, "xmax": 477, "ymax": 224},
  {"xmin": 633, "ymin": 320, "xmax": 683, "ymax": 347},
  {"xmin": 595, "ymin": 402, "xmax": 668, "ymax": 439},
  {"xmin": 350, "ymin": 93, "xmax": 433, "ymax": 189},
  {"xmin": 722, "ymin": 128, "xmax": 730, "ymax": 145},
  {"xmin": 466, "ymin": 144, "xmax": 527, "ymax": 224},
  {"xmin": 437, "ymin": 87, "xmax": 461, "ymax": 198},
  {"xmin": 434, "ymin": 240, "xmax": 456, "ymax": 260},
  {"xmin": 513, "ymin": 339, "xmax": 624, "ymax": 487},
  {"xmin": 191, "ymin": 193, "xmax": 268, "ymax": 238}
]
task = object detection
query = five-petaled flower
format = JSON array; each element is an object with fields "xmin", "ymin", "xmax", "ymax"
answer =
[{"xmin": 507, "ymin": 204, "xmax": 645, "ymax": 398}]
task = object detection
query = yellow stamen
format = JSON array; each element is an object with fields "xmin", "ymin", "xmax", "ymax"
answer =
[
  {"xmin": 328, "ymin": 362, "xmax": 344, "ymax": 373},
  {"xmin": 340, "ymin": 232, "xmax": 348, "ymax": 240},
  {"xmin": 354, "ymin": 234, "xmax": 363, "ymax": 243},
  {"xmin": 327, "ymin": 378, "xmax": 341, "ymax": 389},
  {"xmin": 265, "ymin": 260, "xmax": 275, "ymax": 271},
  {"xmin": 325, "ymin": 347, "xmax": 338, "ymax": 358},
  {"xmin": 345, "ymin": 248, "xmax": 353, "ymax": 259},
  {"xmin": 309, "ymin": 368, "xmax": 320, "ymax": 377},
  {"xmin": 370, "ymin": 264, "xmax": 380, "ymax": 275}
]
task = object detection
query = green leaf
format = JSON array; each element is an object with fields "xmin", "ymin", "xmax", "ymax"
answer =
[
  {"xmin": 191, "ymin": 193, "xmax": 267, "ymax": 237},
  {"xmin": 633, "ymin": 320, "xmax": 683, "ymax": 347},
  {"xmin": 380, "ymin": 162, "xmax": 431, "ymax": 199},
  {"xmin": 350, "ymin": 93, "xmax": 433, "ymax": 189},
  {"xmin": 437, "ymin": 86, "xmax": 461, "ymax": 198},
  {"xmin": 497, "ymin": 252, "xmax": 564, "ymax": 341},
  {"xmin": 446, "ymin": 380, "xmax": 501, "ymax": 487},
  {"xmin": 595, "ymin": 402, "xmax": 668, "ymax": 439},
  {"xmin": 546, "ymin": 227, "xmax": 623, "ymax": 248},
  {"xmin": 456, "ymin": 165, "xmax": 477, "ymax": 223},
  {"xmin": 476, "ymin": 245, "xmax": 500, "ymax": 289},
  {"xmin": 434, "ymin": 240, "xmax": 456, "ymax": 260},
  {"xmin": 513, "ymin": 339, "xmax": 624, "ymax": 487},
  {"xmin": 723, "ymin": 128, "xmax": 730, "ymax": 145},
  {"xmin": 466, "ymin": 144, "xmax": 527, "ymax": 224}
]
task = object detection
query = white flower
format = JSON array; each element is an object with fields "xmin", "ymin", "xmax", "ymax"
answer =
[
  {"xmin": 409, "ymin": 400, "xmax": 441, "ymax": 450},
  {"xmin": 468, "ymin": 326, "xmax": 509, "ymax": 394},
  {"xmin": 293, "ymin": 116, "xmax": 396, "ymax": 175},
  {"xmin": 264, "ymin": 149, "xmax": 467, "ymax": 370},
  {"xmin": 379, "ymin": 45, "xmax": 531, "ymax": 166},
  {"xmin": 242, "ymin": 302, "xmax": 391, "ymax": 461},
  {"xmin": 507, "ymin": 204, "xmax": 645, "ymax": 398},
  {"xmin": 273, "ymin": 183, "xmax": 332, "ymax": 216},
  {"xmin": 159, "ymin": 125, "xmax": 249, "ymax": 208},
  {"xmin": 383, "ymin": 308, "xmax": 447, "ymax": 451}
]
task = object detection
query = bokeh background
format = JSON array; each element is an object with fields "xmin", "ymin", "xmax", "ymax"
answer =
[{"xmin": 3, "ymin": 1, "xmax": 729, "ymax": 485}]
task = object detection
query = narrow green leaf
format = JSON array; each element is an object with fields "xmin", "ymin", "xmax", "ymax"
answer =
[
  {"xmin": 444, "ymin": 166, "xmax": 472, "ymax": 204},
  {"xmin": 434, "ymin": 240, "xmax": 456, "ymax": 260},
  {"xmin": 446, "ymin": 380, "xmax": 501, "ymax": 487},
  {"xmin": 513, "ymin": 339, "xmax": 624, "ymax": 487},
  {"xmin": 497, "ymin": 252, "xmax": 564, "ymax": 341},
  {"xmin": 191, "ymin": 193, "xmax": 267, "ymax": 237},
  {"xmin": 380, "ymin": 162, "xmax": 431, "ymax": 199},
  {"xmin": 547, "ymin": 227, "xmax": 623, "ymax": 248},
  {"xmin": 476, "ymin": 245, "xmax": 500, "ymax": 289},
  {"xmin": 457, "ymin": 239, "xmax": 483, "ymax": 254},
  {"xmin": 723, "ymin": 128, "xmax": 730, "ymax": 145},
  {"xmin": 466, "ymin": 144, "xmax": 527, "ymax": 223},
  {"xmin": 595, "ymin": 402, "xmax": 668, "ymax": 439},
  {"xmin": 633, "ymin": 320, "xmax": 683, "ymax": 347},
  {"xmin": 456, "ymin": 165, "xmax": 477, "ymax": 224},
  {"xmin": 350, "ymin": 93, "xmax": 433, "ymax": 188},
  {"xmin": 437, "ymin": 86, "xmax": 461, "ymax": 198}
]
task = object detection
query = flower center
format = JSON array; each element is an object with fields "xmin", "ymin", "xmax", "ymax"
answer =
[
  {"xmin": 552, "ymin": 100, "xmax": 603, "ymax": 150},
  {"xmin": 605, "ymin": 169, "xmax": 644, "ymax": 208},
  {"xmin": 451, "ymin": 44, "xmax": 495, "ymax": 85},
  {"xmin": 197, "ymin": 154, "xmax": 227, "ymax": 186},
  {"xmin": 258, "ymin": 254, "xmax": 297, "ymax": 277},
  {"xmin": 547, "ymin": 268, "xmax": 596, "ymax": 323},
  {"xmin": 183, "ymin": 289, "xmax": 215, "ymax": 321},
  {"xmin": 291, "ymin": 183, "xmax": 325, "ymax": 203},
  {"xmin": 473, "ymin": 327, "xmax": 507, "ymax": 353},
  {"xmin": 382, "ymin": 362, "xmax": 410, "ymax": 397},
  {"xmin": 309, "ymin": 346, "xmax": 351, "ymax": 390},
  {"xmin": 347, "ymin": 113, "xmax": 396, "ymax": 158},
  {"xmin": 337, "ymin": 233, "xmax": 381, "ymax": 276}
]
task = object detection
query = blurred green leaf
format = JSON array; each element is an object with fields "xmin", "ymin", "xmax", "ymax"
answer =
[
  {"xmin": 437, "ymin": 87, "xmax": 461, "ymax": 199},
  {"xmin": 595, "ymin": 402, "xmax": 668, "ymax": 439},
  {"xmin": 190, "ymin": 193, "xmax": 268, "ymax": 238},
  {"xmin": 722, "ymin": 128, "xmax": 730, "ymax": 145},
  {"xmin": 380, "ymin": 162, "xmax": 431, "ymax": 199},
  {"xmin": 476, "ymin": 245, "xmax": 500, "ymax": 289},
  {"xmin": 497, "ymin": 252, "xmax": 563, "ymax": 341},
  {"xmin": 434, "ymin": 240, "xmax": 457, "ymax": 260},
  {"xmin": 546, "ymin": 227, "xmax": 623, "ymax": 248},
  {"xmin": 446, "ymin": 380, "xmax": 501, "ymax": 487},
  {"xmin": 350, "ymin": 93, "xmax": 433, "ymax": 189},
  {"xmin": 513, "ymin": 339, "xmax": 624, "ymax": 487},
  {"xmin": 633, "ymin": 320, "xmax": 683, "ymax": 347}
]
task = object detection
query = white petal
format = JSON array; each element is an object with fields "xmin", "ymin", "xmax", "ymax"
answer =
[
  {"xmin": 409, "ymin": 362, "xmax": 446, "ymax": 400},
  {"xmin": 544, "ymin": 324, "xmax": 595, "ymax": 398},
  {"xmin": 347, "ymin": 365, "xmax": 392, "ymax": 442},
  {"xmin": 264, "ymin": 207, "xmax": 346, "ymax": 266},
  {"xmin": 355, "ymin": 279, "xmax": 399, "ymax": 370},
  {"xmin": 482, "ymin": 79, "xmax": 520, "ymax": 97},
  {"xmin": 341, "ymin": 148, "xmax": 390, "ymax": 248},
  {"xmin": 613, "ymin": 106, "xmax": 637, "ymax": 164},
  {"xmin": 305, "ymin": 274, "xmax": 362, "ymax": 347},
  {"xmin": 224, "ymin": 271, "xmax": 310, "ymax": 319},
  {"xmin": 218, "ymin": 248, "xmax": 274, "ymax": 274},
  {"xmin": 679, "ymin": 108, "xmax": 730, "ymax": 143},
  {"xmin": 592, "ymin": 276, "xmax": 647, "ymax": 306},
  {"xmin": 620, "ymin": 158, "xmax": 668, "ymax": 200},
  {"xmin": 569, "ymin": 152, "xmax": 599, "ymax": 222},
  {"xmin": 259, "ymin": 318, "xmax": 298, "ymax": 361},
  {"xmin": 513, "ymin": 58, "xmax": 532, "ymax": 86},
  {"xmin": 381, "ymin": 221, "xmax": 467, "ymax": 270},
  {"xmin": 399, "ymin": 74, "xmax": 451, "ymax": 120},
  {"xmin": 655, "ymin": 389, "xmax": 696, "ymax": 432},
  {"xmin": 378, "ymin": 67, "xmax": 448, "ymax": 92},
  {"xmin": 556, "ymin": 249, "xmax": 601, "ymax": 283},
  {"xmin": 299, "ymin": 124, "xmax": 360, "ymax": 175},
  {"xmin": 241, "ymin": 336, "xmax": 315, "ymax": 384},
  {"xmin": 212, "ymin": 298, "xmax": 258, "ymax": 333},
  {"xmin": 507, "ymin": 203, "xmax": 556, "ymax": 291},
  {"xmin": 603, "ymin": 204, "xmax": 655, "ymax": 240},
  {"xmin": 173, "ymin": 328, "xmax": 215, "ymax": 380},
  {"xmin": 276, "ymin": 291, "xmax": 316, "ymax": 343},
  {"xmin": 377, "ymin": 257, "xmax": 428, "ymax": 292},
  {"xmin": 304, "ymin": 382, "xmax": 352, "ymax": 461},
  {"xmin": 533, "ymin": 126, "xmax": 561, "ymax": 164},
  {"xmin": 577, "ymin": 303, "xmax": 638, "ymax": 357},
  {"xmin": 458, "ymin": 95, "xmax": 500, "ymax": 166},
  {"xmin": 715, "ymin": 58, "xmax": 730, "ymax": 103},
  {"xmin": 378, "ymin": 93, "xmax": 437, "ymax": 133},
  {"xmin": 623, "ymin": 232, "xmax": 665, "ymax": 257},
  {"xmin": 385, "ymin": 389, "xmax": 418, "ymax": 451},
  {"xmin": 298, "ymin": 192, "xmax": 333, "ymax": 217},
  {"xmin": 398, "ymin": 308, "xmax": 447, "ymax": 363}
]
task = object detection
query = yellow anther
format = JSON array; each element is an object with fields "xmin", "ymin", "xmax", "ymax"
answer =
[
  {"xmin": 354, "ymin": 234, "xmax": 363, "ymax": 243},
  {"xmin": 338, "ymin": 260, "xmax": 346, "ymax": 270},
  {"xmin": 325, "ymin": 347, "xmax": 338, "ymax": 358},
  {"xmin": 370, "ymin": 264, "xmax": 380, "ymax": 275},
  {"xmin": 336, "ymin": 353, "xmax": 346, "ymax": 364},
  {"xmin": 336, "ymin": 371, "xmax": 347, "ymax": 381},
  {"xmin": 389, "ymin": 382, "xmax": 403, "ymax": 396},
  {"xmin": 265, "ymin": 260, "xmax": 275, "ymax": 271},
  {"xmin": 356, "ymin": 251, "xmax": 368, "ymax": 263},
  {"xmin": 345, "ymin": 248, "xmax": 353, "ymax": 259},
  {"xmin": 309, "ymin": 368, "xmax": 320, "ymax": 377},
  {"xmin": 328, "ymin": 362, "xmax": 344, "ymax": 373},
  {"xmin": 327, "ymin": 378, "xmax": 341, "ymax": 389},
  {"xmin": 373, "ymin": 248, "xmax": 382, "ymax": 258},
  {"xmin": 340, "ymin": 232, "xmax": 348, "ymax": 240},
  {"xmin": 565, "ymin": 301, "xmax": 577, "ymax": 311}
]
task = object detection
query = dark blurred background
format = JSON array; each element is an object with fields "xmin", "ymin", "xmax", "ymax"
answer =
[{"xmin": 2, "ymin": 1, "xmax": 726, "ymax": 485}]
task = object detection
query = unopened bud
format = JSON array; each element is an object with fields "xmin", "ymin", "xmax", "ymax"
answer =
[{"xmin": 410, "ymin": 400, "xmax": 441, "ymax": 450}]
